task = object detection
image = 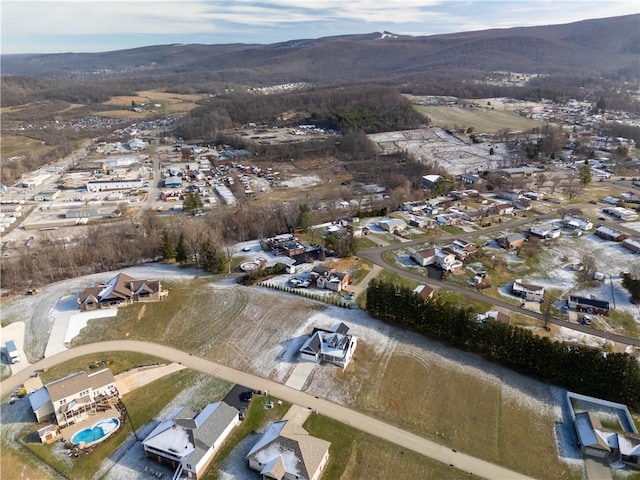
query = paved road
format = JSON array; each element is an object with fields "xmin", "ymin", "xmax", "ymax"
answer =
[
  {"xmin": 358, "ymin": 207, "xmax": 640, "ymax": 348},
  {"xmin": 0, "ymin": 340, "xmax": 534, "ymax": 480}
]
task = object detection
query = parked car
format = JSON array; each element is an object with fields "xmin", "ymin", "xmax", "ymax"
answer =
[
  {"xmin": 242, "ymin": 390, "xmax": 254, "ymax": 402},
  {"xmin": 579, "ymin": 315, "xmax": 592, "ymax": 325}
]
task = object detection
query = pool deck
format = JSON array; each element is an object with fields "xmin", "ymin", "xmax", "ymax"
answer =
[{"xmin": 59, "ymin": 408, "xmax": 121, "ymax": 443}]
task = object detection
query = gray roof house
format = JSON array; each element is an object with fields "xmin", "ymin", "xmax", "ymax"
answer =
[
  {"xmin": 246, "ymin": 420, "xmax": 330, "ymax": 480},
  {"xmin": 299, "ymin": 323, "xmax": 357, "ymax": 369},
  {"xmin": 143, "ymin": 402, "xmax": 240, "ymax": 480}
]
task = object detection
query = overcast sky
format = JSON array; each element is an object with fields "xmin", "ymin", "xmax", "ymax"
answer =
[{"xmin": 2, "ymin": 0, "xmax": 638, "ymax": 55}]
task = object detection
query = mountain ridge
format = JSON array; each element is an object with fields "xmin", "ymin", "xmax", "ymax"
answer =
[{"xmin": 1, "ymin": 14, "xmax": 638, "ymax": 83}]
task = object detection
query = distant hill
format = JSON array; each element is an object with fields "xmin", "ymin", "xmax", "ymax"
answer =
[{"xmin": 1, "ymin": 14, "xmax": 638, "ymax": 83}]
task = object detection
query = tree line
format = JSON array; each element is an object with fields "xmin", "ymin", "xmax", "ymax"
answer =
[{"xmin": 366, "ymin": 278, "xmax": 640, "ymax": 408}]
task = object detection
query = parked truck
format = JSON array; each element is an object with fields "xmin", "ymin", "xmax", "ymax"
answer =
[{"xmin": 5, "ymin": 340, "xmax": 20, "ymax": 364}]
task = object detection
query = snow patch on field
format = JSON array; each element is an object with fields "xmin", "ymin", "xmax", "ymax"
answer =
[{"xmin": 280, "ymin": 175, "xmax": 321, "ymax": 188}]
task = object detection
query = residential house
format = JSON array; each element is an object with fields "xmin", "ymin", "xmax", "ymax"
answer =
[
  {"xmin": 299, "ymin": 322, "xmax": 357, "ymax": 369},
  {"xmin": 377, "ymin": 218, "xmax": 407, "ymax": 233},
  {"xmin": 421, "ymin": 174, "xmax": 442, "ymax": 189},
  {"xmin": 411, "ymin": 248, "xmax": 436, "ymax": 267},
  {"xmin": 563, "ymin": 216, "xmax": 593, "ymax": 231},
  {"xmin": 604, "ymin": 207, "xmax": 639, "ymax": 222},
  {"xmin": 265, "ymin": 234, "xmax": 306, "ymax": 257},
  {"xmin": 495, "ymin": 202, "xmax": 514, "ymax": 215},
  {"xmin": 594, "ymin": 226, "xmax": 628, "ymax": 242},
  {"xmin": 77, "ymin": 273, "xmax": 165, "ymax": 311},
  {"xmin": 497, "ymin": 191, "xmax": 521, "ymax": 202},
  {"xmin": 246, "ymin": 420, "xmax": 330, "ymax": 480},
  {"xmin": 434, "ymin": 249, "xmax": 459, "ymax": 271},
  {"xmin": 573, "ymin": 412, "xmax": 640, "ymax": 468},
  {"xmin": 414, "ymin": 284, "xmax": 435, "ymax": 300},
  {"xmin": 622, "ymin": 238, "xmax": 640, "ymax": 253},
  {"xmin": 443, "ymin": 239, "xmax": 477, "ymax": 260},
  {"xmin": 408, "ymin": 216, "xmax": 435, "ymax": 229},
  {"xmin": 568, "ymin": 295, "xmax": 610, "ymax": 316},
  {"xmin": 497, "ymin": 233, "xmax": 526, "ymax": 250},
  {"xmin": 28, "ymin": 368, "xmax": 118, "ymax": 427},
  {"xmin": 143, "ymin": 402, "xmax": 240, "ymax": 480},
  {"xmin": 530, "ymin": 223, "xmax": 561, "ymax": 239},
  {"xmin": 311, "ymin": 266, "xmax": 349, "ymax": 292},
  {"xmin": 512, "ymin": 279, "xmax": 545, "ymax": 302}
]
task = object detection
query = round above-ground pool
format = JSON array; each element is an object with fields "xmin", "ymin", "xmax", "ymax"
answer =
[{"xmin": 71, "ymin": 417, "xmax": 120, "ymax": 446}]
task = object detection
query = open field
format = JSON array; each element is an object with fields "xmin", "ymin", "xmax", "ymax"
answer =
[
  {"xmin": 412, "ymin": 104, "xmax": 543, "ymax": 133},
  {"xmin": 1, "ymin": 134, "xmax": 56, "ymax": 160},
  {"xmin": 97, "ymin": 90, "xmax": 204, "ymax": 118},
  {"xmin": 304, "ymin": 414, "xmax": 469, "ymax": 480}
]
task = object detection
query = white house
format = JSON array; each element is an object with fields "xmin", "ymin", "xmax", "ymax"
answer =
[
  {"xmin": 530, "ymin": 223, "xmax": 561, "ymax": 239},
  {"xmin": 246, "ymin": 420, "xmax": 330, "ymax": 480},
  {"xmin": 377, "ymin": 218, "xmax": 407, "ymax": 233},
  {"xmin": 411, "ymin": 247, "xmax": 436, "ymax": 266},
  {"xmin": 563, "ymin": 216, "xmax": 593, "ymax": 231},
  {"xmin": 299, "ymin": 323, "xmax": 357, "ymax": 369},
  {"xmin": 512, "ymin": 279, "xmax": 545, "ymax": 302},
  {"xmin": 143, "ymin": 402, "xmax": 240, "ymax": 480}
]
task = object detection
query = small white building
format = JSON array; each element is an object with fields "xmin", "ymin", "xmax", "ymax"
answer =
[{"xmin": 530, "ymin": 223, "xmax": 561, "ymax": 239}]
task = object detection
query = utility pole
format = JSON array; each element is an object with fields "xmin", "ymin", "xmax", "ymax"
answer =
[{"xmin": 120, "ymin": 400, "xmax": 139, "ymax": 441}]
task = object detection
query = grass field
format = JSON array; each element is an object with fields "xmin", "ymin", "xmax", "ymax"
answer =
[
  {"xmin": 413, "ymin": 104, "xmax": 542, "ymax": 133},
  {"xmin": 1, "ymin": 134, "xmax": 55, "ymax": 160},
  {"xmin": 97, "ymin": 90, "xmax": 203, "ymax": 118},
  {"xmin": 73, "ymin": 278, "xmax": 323, "ymax": 380},
  {"xmin": 304, "ymin": 414, "xmax": 469, "ymax": 480},
  {"xmin": 342, "ymin": 343, "xmax": 580, "ymax": 480},
  {"xmin": 38, "ymin": 351, "xmax": 166, "ymax": 384}
]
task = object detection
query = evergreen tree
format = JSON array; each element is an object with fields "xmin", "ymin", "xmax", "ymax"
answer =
[
  {"xmin": 201, "ymin": 238, "xmax": 226, "ymax": 273},
  {"xmin": 175, "ymin": 232, "xmax": 189, "ymax": 262},
  {"xmin": 298, "ymin": 204, "xmax": 312, "ymax": 232},
  {"xmin": 160, "ymin": 231, "xmax": 175, "ymax": 261},
  {"xmin": 183, "ymin": 191, "xmax": 204, "ymax": 214},
  {"xmin": 578, "ymin": 164, "xmax": 592, "ymax": 186}
]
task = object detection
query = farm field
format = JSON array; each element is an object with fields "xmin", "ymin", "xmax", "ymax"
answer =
[
  {"xmin": 1, "ymin": 134, "xmax": 56, "ymax": 160},
  {"xmin": 412, "ymin": 103, "xmax": 543, "ymax": 133},
  {"xmin": 97, "ymin": 90, "xmax": 204, "ymax": 118}
]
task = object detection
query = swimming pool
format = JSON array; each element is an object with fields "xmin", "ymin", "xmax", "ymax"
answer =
[{"xmin": 71, "ymin": 418, "xmax": 120, "ymax": 446}]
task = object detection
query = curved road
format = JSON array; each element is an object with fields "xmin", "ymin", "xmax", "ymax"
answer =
[
  {"xmin": 1, "ymin": 340, "xmax": 534, "ymax": 480},
  {"xmin": 359, "ymin": 207, "xmax": 640, "ymax": 347}
]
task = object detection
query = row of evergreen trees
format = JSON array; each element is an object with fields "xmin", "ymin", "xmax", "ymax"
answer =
[
  {"xmin": 366, "ymin": 279, "xmax": 640, "ymax": 409},
  {"xmin": 161, "ymin": 231, "xmax": 226, "ymax": 273}
]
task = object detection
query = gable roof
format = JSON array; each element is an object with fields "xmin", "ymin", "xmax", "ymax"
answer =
[
  {"xmin": 143, "ymin": 402, "xmax": 239, "ymax": 466},
  {"xmin": 46, "ymin": 368, "xmax": 114, "ymax": 402},
  {"xmin": 78, "ymin": 273, "xmax": 161, "ymax": 305},
  {"xmin": 247, "ymin": 420, "xmax": 330, "ymax": 480}
]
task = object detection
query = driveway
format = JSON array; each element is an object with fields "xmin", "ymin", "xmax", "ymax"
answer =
[{"xmin": 1, "ymin": 340, "xmax": 535, "ymax": 480}]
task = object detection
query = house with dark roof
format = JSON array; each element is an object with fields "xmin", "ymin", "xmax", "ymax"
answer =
[
  {"xmin": 143, "ymin": 402, "xmax": 240, "ymax": 480},
  {"xmin": 77, "ymin": 273, "xmax": 165, "ymax": 311},
  {"xmin": 595, "ymin": 226, "xmax": 628, "ymax": 242},
  {"xmin": 568, "ymin": 295, "xmax": 610, "ymax": 316},
  {"xmin": 414, "ymin": 284, "xmax": 435, "ymax": 300},
  {"xmin": 28, "ymin": 368, "xmax": 118, "ymax": 428},
  {"xmin": 246, "ymin": 420, "xmax": 330, "ymax": 480},
  {"xmin": 299, "ymin": 323, "xmax": 357, "ymax": 369}
]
